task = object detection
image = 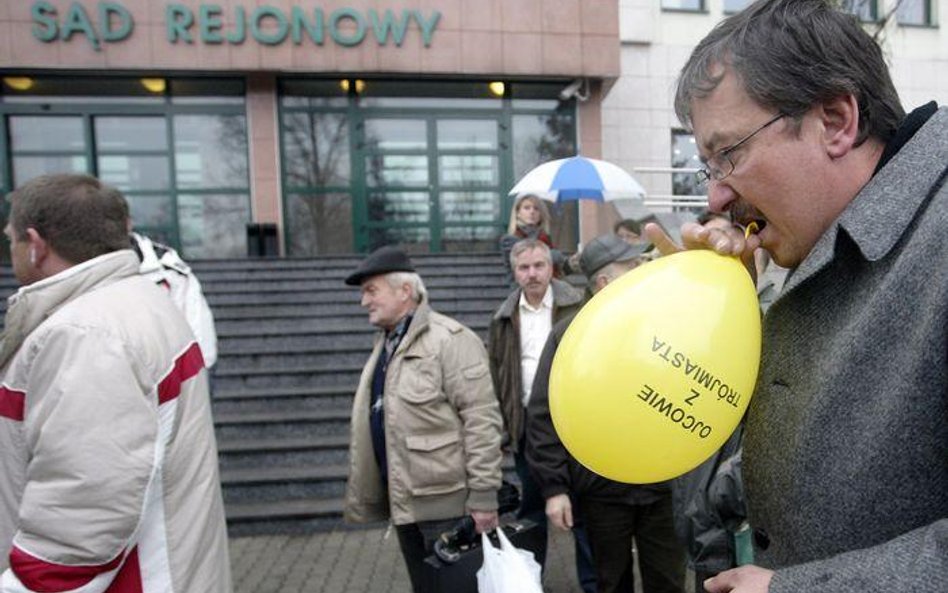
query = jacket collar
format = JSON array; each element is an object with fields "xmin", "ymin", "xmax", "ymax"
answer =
[
  {"xmin": 0, "ymin": 250, "xmax": 141, "ymax": 369},
  {"xmin": 493, "ymin": 278, "xmax": 583, "ymax": 321},
  {"xmin": 378, "ymin": 299, "xmax": 432, "ymax": 357},
  {"xmin": 782, "ymin": 106, "xmax": 947, "ymax": 295}
]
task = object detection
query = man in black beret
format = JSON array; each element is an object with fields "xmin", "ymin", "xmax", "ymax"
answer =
[{"xmin": 342, "ymin": 245, "xmax": 504, "ymax": 593}]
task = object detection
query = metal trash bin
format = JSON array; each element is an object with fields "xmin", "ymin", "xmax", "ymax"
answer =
[{"xmin": 246, "ymin": 223, "xmax": 279, "ymax": 257}]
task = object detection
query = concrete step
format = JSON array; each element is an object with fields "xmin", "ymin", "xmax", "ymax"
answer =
[
  {"xmin": 218, "ymin": 434, "xmax": 350, "ymax": 470},
  {"xmin": 217, "ymin": 331, "xmax": 372, "ymax": 353},
  {"xmin": 215, "ymin": 314, "xmax": 490, "ymax": 337},
  {"xmin": 220, "ymin": 464, "xmax": 348, "ymax": 505},
  {"xmin": 206, "ymin": 286, "xmax": 511, "ymax": 306},
  {"xmin": 211, "ymin": 298, "xmax": 497, "ymax": 320},
  {"xmin": 216, "ymin": 349, "xmax": 371, "ymax": 373},
  {"xmin": 224, "ymin": 498, "xmax": 347, "ymax": 536},
  {"xmin": 213, "ymin": 407, "xmax": 352, "ymax": 440},
  {"xmin": 212, "ymin": 385, "xmax": 355, "ymax": 414},
  {"xmin": 213, "ymin": 364, "xmax": 365, "ymax": 391},
  {"xmin": 197, "ymin": 264, "xmax": 507, "ymax": 283}
]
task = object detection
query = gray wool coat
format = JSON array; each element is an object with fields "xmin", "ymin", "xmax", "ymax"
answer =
[{"xmin": 744, "ymin": 106, "xmax": 948, "ymax": 592}]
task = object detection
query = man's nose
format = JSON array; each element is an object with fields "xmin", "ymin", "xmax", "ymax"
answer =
[
  {"xmin": 706, "ymin": 179, "xmax": 737, "ymax": 215},
  {"xmin": 360, "ymin": 294, "xmax": 370, "ymax": 307}
]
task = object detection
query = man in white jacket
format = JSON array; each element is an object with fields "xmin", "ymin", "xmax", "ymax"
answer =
[
  {"xmin": 0, "ymin": 174, "xmax": 231, "ymax": 593},
  {"xmin": 130, "ymin": 232, "xmax": 218, "ymax": 368}
]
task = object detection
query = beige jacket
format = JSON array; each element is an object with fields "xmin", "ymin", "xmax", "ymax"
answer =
[
  {"xmin": 345, "ymin": 301, "xmax": 503, "ymax": 526},
  {"xmin": 0, "ymin": 251, "xmax": 231, "ymax": 593}
]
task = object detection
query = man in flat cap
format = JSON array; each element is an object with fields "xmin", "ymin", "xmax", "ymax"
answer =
[
  {"xmin": 342, "ymin": 245, "xmax": 503, "ymax": 593},
  {"xmin": 526, "ymin": 234, "xmax": 686, "ymax": 593}
]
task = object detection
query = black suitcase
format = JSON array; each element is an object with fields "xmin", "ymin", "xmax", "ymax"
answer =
[{"xmin": 422, "ymin": 518, "xmax": 544, "ymax": 593}]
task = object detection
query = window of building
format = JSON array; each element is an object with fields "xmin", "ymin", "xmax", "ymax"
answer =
[
  {"xmin": 279, "ymin": 79, "xmax": 577, "ymax": 255},
  {"xmin": 672, "ymin": 130, "xmax": 703, "ymax": 209},
  {"xmin": 661, "ymin": 0, "xmax": 705, "ymax": 12},
  {"xmin": 839, "ymin": 0, "xmax": 877, "ymax": 22},
  {"xmin": 724, "ymin": 0, "xmax": 751, "ymax": 13},
  {"xmin": 897, "ymin": 0, "xmax": 934, "ymax": 25},
  {"xmin": 0, "ymin": 76, "xmax": 250, "ymax": 258}
]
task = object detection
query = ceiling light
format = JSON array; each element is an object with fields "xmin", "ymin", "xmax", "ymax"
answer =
[
  {"xmin": 340, "ymin": 79, "xmax": 366, "ymax": 94},
  {"xmin": 140, "ymin": 78, "xmax": 166, "ymax": 93},
  {"xmin": 3, "ymin": 77, "xmax": 34, "ymax": 91},
  {"xmin": 488, "ymin": 81, "xmax": 505, "ymax": 97}
]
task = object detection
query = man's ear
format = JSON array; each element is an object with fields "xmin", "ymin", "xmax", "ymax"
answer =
[
  {"xmin": 819, "ymin": 94, "xmax": 860, "ymax": 159},
  {"xmin": 24, "ymin": 228, "xmax": 49, "ymax": 267},
  {"xmin": 594, "ymin": 274, "xmax": 610, "ymax": 293}
]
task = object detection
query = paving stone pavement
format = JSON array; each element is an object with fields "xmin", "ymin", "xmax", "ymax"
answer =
[{"xmin": 229, "ymin": 524, "xmax": 587, "ymax": 593}]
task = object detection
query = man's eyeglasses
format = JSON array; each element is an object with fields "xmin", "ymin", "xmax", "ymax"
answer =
[{"xmin": 696, "ymin": 113, "xmax": 786, "ymax": 184}]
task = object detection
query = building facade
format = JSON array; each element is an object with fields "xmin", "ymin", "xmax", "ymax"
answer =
[
  {"xmin": 1, "ymin": 0, "xmax": 945, "ymax": 259},
  {"xmin": 0, "ymin": 0, "xmax": 620, "ymax": 258},
  {"xmin": 606, "ymin": 0, "xmax": 948, "ymax": 219}
]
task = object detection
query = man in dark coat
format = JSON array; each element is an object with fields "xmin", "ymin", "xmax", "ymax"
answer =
[{"xmin": 526, "ymin": 234, "xmax": 685, "ymax": 593}]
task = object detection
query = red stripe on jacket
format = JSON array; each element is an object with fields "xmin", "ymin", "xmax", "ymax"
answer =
[
  {"xmin": 0, "ymin": 386, "xmax": 25, "ymax": 421},
  {"xmin": 105, "ymin": 548, "xmax": 143, "ymax": 593},
  {"xmin": 157, "ymin": 342, "xmax": 205, "ymax": 405},
  {"xmin": 9, "ymin": 545, "xmax": 124, "ymax": 592}
]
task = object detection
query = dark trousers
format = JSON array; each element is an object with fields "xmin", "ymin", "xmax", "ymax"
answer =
[
  {"xmin": 515, "ymin": 443, "xmax": 548, "ymax": 566},
  {"xmin": 516, "ymin": 443, "xmax": 596, "ymax": 593},
  {"xmin": 579, "ymin": 495, "xmax": 686, "ymax": 593},
  {"xmin": 395, "ymin": 517, "xmax": 462, "ymax": 593},
  {"xmin": 694, "ymin": 570, "xmax": 716, "ymax": 593}
]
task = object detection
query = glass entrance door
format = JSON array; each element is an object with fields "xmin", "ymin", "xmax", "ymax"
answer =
[{"xmin": 355, "ymin": 114, "xmax": 506, "ymax": 253}]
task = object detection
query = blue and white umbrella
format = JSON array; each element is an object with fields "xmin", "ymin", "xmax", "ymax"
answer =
[{"xmin": 509, "ymin": 155, "xmax": 646, "ymax": 202}]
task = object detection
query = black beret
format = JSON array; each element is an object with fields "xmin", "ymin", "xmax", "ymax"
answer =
[{"xmin": 344, "ymin": 245, "xmax": 416, "ymax": 286}]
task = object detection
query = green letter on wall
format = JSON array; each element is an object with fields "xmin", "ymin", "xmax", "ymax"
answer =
[
  {"xmin": 166, "ymin": 4, "xmax": 194, "ymax": 43},
  {"xmin": 99, "ymin": 2, "xmax": 133, "ymax": 43},
  {"xmin": 31, "ymin": 1, "xmax": 59, "ymax": 42}
]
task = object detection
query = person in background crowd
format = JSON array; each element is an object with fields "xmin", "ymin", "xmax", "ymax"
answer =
[
  {"xmin": 487, "ymin": 238, "xmax": 585, "ymax": 575},
  {"xmin": 500, "ymin": 194, "xmax": 567, "ymax": 282},
  {"xmin": 613, "ymin": 218, "xmax": 644, "ymax": 245},
  {"xmin": 130, "ymin": 231, "xmax": 219, "ymax": 369},
  {"xmin": 673, "ymin": 429, "xmax": 746, "ymax": 593},
  {"xmin": 648, "ymin": 1, "xmax": 947, "ymax": 591},
  {"xmin": 343, "ymin": 245, "xmax": 503, "ymax": 593},
  {"xmin": 527, "ymin": 233, "xmax": 685, "ymax": 593},
  {"xmin": 0, "ymin": 173, "xmax": 231, "ymax": 592}
]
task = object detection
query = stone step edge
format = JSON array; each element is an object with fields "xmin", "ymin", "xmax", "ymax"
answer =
[
  {"xmin": 224, "ymin": 497, "xmax": 344, "ymax": 522},
  {"xmin": 213, "ymin": 385, "xmax": 354, "ymax": 401},
  {"xmin": 214, "ymin": 306, "xmax": 496, "ymax": 319},
  {"xmin": 214, "ymin": 363, "xmax": 365, "ymax": 378},
  {"xmin": 214, "ymin": 408, "xmax": 351, "ymax": 425},
  {"xmin": 216, "ymin": 320, "xmax": 487, "ymax": 339},
  {"xmin": 205, "ymin": 279, "xmax": 506, "ymax": 294},
  {"xmin": 220, "ymin": 463, "xmax": 348, "ymax": 485},
  {"xmin": 218, "ymin": 434, "xmax": 349, "ymax": 454}
]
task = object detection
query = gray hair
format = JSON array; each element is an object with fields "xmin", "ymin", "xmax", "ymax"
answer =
[
  {"xmin": 385, "ymin": 271, "xmax": 427, "ymax": 304},
  {"xmin": 674, "ymin": 0, "xmax": 904, "ymax": 147},
  {"xmin": 509, "ymin": 238, "xmax": 552, "ymax": 270},
  {"xmin": 586, "ymin": 261, "xmax": 635, "ymax": 293}
]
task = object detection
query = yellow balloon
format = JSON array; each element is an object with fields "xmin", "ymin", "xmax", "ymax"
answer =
[{"xmin": 550, "ymin": 250, "xmax": 761, "ymax": 483}]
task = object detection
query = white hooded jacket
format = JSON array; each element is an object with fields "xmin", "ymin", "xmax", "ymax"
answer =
[{"xmin": 0, "ymin": 250, "xmax": 231, "ymax": 593}]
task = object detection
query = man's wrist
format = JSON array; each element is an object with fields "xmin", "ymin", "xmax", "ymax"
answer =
[{"xmin": 466, "ymin": 488, "xmax": 499, "ymax": 511}]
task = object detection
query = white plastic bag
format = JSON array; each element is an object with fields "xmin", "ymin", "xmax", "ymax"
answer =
[{"xmin": 476, "ymin": 528, "xmax": 543, "ymax": 593}]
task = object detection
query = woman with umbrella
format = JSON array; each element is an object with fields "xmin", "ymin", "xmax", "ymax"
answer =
[{"xmin": 499, "ymin": 194, "xmax": 565, "ymax": 284}]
